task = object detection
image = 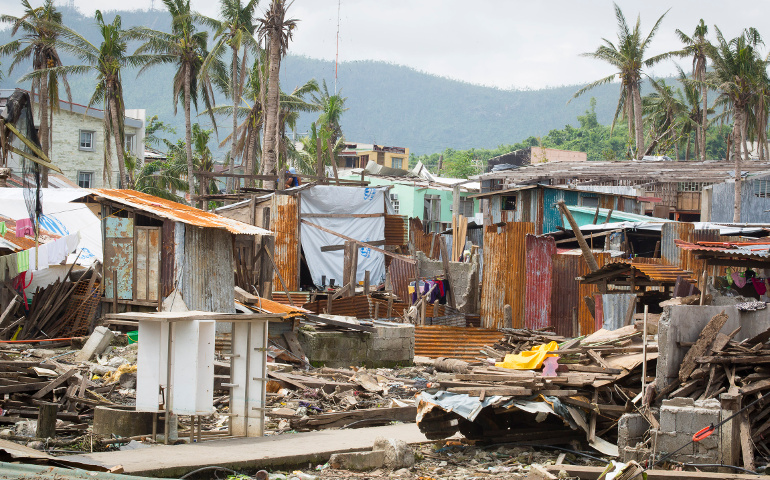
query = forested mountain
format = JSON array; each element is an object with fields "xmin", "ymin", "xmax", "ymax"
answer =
[{"xmin": 0, "ymin": 6, "xmax": 629, "ymax": 155}]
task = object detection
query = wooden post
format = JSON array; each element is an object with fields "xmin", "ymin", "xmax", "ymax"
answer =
[
  {"xmin": 556, "ymin": 200, "xmax": 600, "ymax": 272},
  {"xmin": 387, "ymin": 294, "xmax": 393, "ymax": 320},
  {"xmin": 112, "ymin": 269, "xmax": 118, "ymax": 314},
  {"xmin": 642, "ymin": 304, "xmax": 649, "ymax": 393},
  {"xmin": 592, "ymin": 206, "xmax": 600, "ymax": 224},
  {"xmin": 439, "ymin": 237, "xmax": 456, "ymax": 309},
  {"xmin": 364, "ymin": 270, "xmax": 370, "ymax": 295},
  {"xmin": 604, "ymin": 208, "xmax": 614, "ymax": 224},
  {"xmin": 374, "ymin": 302, "xmax": 379, "ymax": 320},
  {"xmin": 503, "ymin": 304, "xmax": 513, "ymax": 329},
  {"xmin": 316, "ymin": 136, "xmax": 324, "ymax": 180},
  {"xmin": 349, "ymin": 244, "xmax": 359, "ymax": 297},
  {"xmin": 653, "ymin": 240, "xmax": 661, "ymax": 258},
  {"xmin": 342, "ymin": 241, "xmax": 352, "ymax": 288},
  {"xmin": 37, "ymin": 402, "xmax": 57, "ymax": 438},
  {"xmin": 572, "ymin": 307, "xmax": 579, "ymax": 337},
  {"xmin": 327, "ymin": 293, "xmax": 333, "ymax": 315}
]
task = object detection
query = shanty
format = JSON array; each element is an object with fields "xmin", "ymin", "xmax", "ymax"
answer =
[{"xmin": 4, "ymin": 4, "xmax": 770, "ymax": 479}]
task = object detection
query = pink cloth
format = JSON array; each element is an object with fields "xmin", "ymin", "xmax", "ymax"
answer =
[
  {"xmin": 732, "ymin": 272, "xmax": 747, "ymax": 288},
  {"xmin": 15, "ymin": 218, "xmax": 33, "ymax": 237}
]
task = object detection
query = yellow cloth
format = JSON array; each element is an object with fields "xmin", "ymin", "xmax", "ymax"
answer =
[{"xmin": 495, "ymin": 341, "xmax": 559, "ymax": 370}]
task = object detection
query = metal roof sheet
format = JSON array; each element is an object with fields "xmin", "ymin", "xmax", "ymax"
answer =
[
  {"xmin": 675, "ymin": 239, "xmax": 770, "ymax": 258},
  {"xmin": 87, "ymin": 189, "xmax": 272, "ymax": 236}
]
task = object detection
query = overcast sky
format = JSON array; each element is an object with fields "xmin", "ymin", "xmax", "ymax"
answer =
[{"xmin": 1, "ymin": 0, "xmax": 766, "ymax": 90}]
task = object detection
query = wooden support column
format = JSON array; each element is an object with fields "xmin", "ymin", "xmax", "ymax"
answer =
[
  {"xmin": 556, "ymin": 200, "xmax": 599, "ymax": 272},
  {"xmin": 37, "ymin": 402, "xmax": 57, "ymax": 439}
]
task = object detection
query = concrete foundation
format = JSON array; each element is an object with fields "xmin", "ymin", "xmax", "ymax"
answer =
[
  {"xmin": 656, "ymin": 305, "xmax": 770, "ymax": 392},
  {"xmin": 297, "ymin": 323, "xmax": 414, "ymax": 368},
  {"xmin": 93, "ymin": 406, "xmax": 162, "ymax": 437}
]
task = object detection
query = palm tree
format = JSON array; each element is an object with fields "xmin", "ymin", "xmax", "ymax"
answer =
[
  {"xmin": 198, "ymin": 0, "xmax": 259, "ymax": 193},
  {"xmin": 25, "ymin": 11, "xmax": 141, "ymax": 188},
  {"xmin": 643, "ymin": 77, "xmax": 686, "ymax": 158},
  {"xmin": 676, "ymin": 67, "xmax": 709, "ymax": 161},
  {"xmin": 572, "ymin": 3, "xmax": 670, "ymax": 160},
  {"xmin": 257, "ymin": 0, "xmax": 297, "ymax": 189},
  {"xmin": 676, "ymin": 20, "xmax": 710, "ymax": 161},
  {"xmin": 0, "ymin": 0, "xmax": 72, "ymax": 186},
  {"xmin": 131, "ymin": 0, "xmax": 223, "ymax": 204},
  {"xmin": 311, "ymin": 79, "xmax": 347, "ymax": 177},
  {"xmin": 705, "ymin": 27, "xmax": 769, "ymax": 222}
]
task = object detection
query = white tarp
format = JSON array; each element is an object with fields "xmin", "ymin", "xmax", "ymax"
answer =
[
  {"xmin": 300, "ymin": 185, "xmax": 388, "ymax": 288},
  {"xmin": 0, "ymin": 188, "xmax": 101, "ymax": 265}
]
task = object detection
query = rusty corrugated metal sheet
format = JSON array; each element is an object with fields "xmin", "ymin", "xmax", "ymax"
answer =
[
  {"xmin": 271, "ymin": 194, "xmax": 299, "ymax": 291},
  {"xmin": 89, "ymin": 189, "xmax": 271, "ymax": 235},
  {"xmin": 524, "ymin": 234, "xmax": 556, "ymax": 330},
  {"xmin": 181, "ymin": 225, "xmax": 234, "ymax": 312},
  {"xmin": 414, "ymin": 325, "xmax": 504, "ymax": 360},
  {"xmin": 385, "ymin": 215, "xmax": 408, "ymax": 246},
  {"xmin": 388, "ymin": 257, "xmax": 416, "ymax": 303},
  {"xmin": 551, "ymin": 251, "xmax": 608, "ymax": 337},
  {"xmin": 661, "ymin": 222, "xmax": 695, "ymax": 271},
  {"xmin": 161, "ymin": 219, "xmax": 175, "ymax": 298},
  {"xmin": 409, "ymin": 217, "xmax": 440, "ymax": 259},
  {"xmin": 271, "ymin": 291, "xmax": 311, "ymax": 305},
  {"xmin": 480, "ymin": 222, "xmax": 535, "ymax": 329},
  {"xmin": 303, "ymin": 295, "xmax": 371, "ymax": 318},
  {"xmin": 104, "ymin": 217, "xmax": 133, "ymax": 300}
]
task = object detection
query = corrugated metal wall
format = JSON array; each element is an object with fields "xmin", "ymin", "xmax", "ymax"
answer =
[
  {"xmin": 711, "ymin": 177, "xmax": 770, "ymax": 223},
  {"xmin": 388, "ymin": 257, "xmax": 416, "ymax": 303},
  {"xmin": 409, "ymin": 217, "xmax": 440, "ymax": 259},
  {"xmin": 385, "ymin": 215, "xmax": 408, "ymax": 246},
  {"xmin": 271, "ymin": 194, "xmax": 300, "ymax": 291},
  {"xmin": 180, "ymin": 225, "xmax": 235, "ymax": 313},
  {"xmin": 599, "ymin": 293, "xmax": 636, "ymax": 330},
  {"xmin": 551, "ymin": 251, "xmax": 609, "ymax": 337},
  {"xmin": 661, "ymin": 222, "xmax": 694, "ymax": 271},
  {"xmin": 480, "ymin": 222, "xmax": 535, "ymax": 329},
  {"xmin": 542, "ymin": 188, "xmax": 579, "ymax": 234},
  {"xmin": 524, "ymin": 234, "xmax": 556, "ymax": 330}
]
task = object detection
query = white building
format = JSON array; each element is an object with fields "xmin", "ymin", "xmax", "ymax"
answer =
[{"xmin": 1, "ymin": 89, "xmax": 145, "ymax": 188}]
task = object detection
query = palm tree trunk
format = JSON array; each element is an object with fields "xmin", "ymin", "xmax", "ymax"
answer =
[
  {"xmin": 108, "ymin": 86, "xmax": 128, "ymax": 189},
  {"xmin": 632, "ymin": 83, "xmax": 645, "ymax": 160},
  {"xmin": 262, "ymin": 27, "xmax": 281, "ymax": 191},
  {"xmin": 733, "ymin": 111, "xmax": 744, "ymax": 223},
  {"xmin": 39, "ymin": 75, "xmax": 50, "ymax": 187},
  {"xmin": 700, "ymin": 70, "xmax": 707, "ymax": 161},
  {"xmin": 694, "ymin": 130, "xmax": 699, "ymax": 161},
  {"xmin": 686, "ymin": 133, "xmax": 691, "ymax": 161},
  {"xmin": 183, "ymin": 64, "xmax": 197, "ymax": 207},
  {"xmin": 228, "ymin": 47, "xmax": 239, "ymax": 194}
]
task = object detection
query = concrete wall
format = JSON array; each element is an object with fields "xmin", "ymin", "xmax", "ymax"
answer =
[
  {"xmin": 415, "ymin": 251, "xmax": 479, "ymax": 313},
  {"xmin": 656, "ymin": 305, "xmax": 770, "ymax": 391},
  {"xmin": 297, "ymin": 323, "xmax": 414, "ymax": 368}
]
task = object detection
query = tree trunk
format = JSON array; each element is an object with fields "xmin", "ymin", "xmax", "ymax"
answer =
[
  {"xmin": 39, "ymin": 75, "xmax": 50, "ymax": 187},
  {"xmin": 694, "ymin": 130, "xmax": 699, "ymax": 161},
  {"xmin": 183, "ymin": 64, "xmax": 196, "ymax": 207},
  {"xmin": 626, "ymin": 86, "xmax": 634, "ymax": 157},
  {"xmin": 107, "ymin": 82, "xmax": 128, "ymax": 189},
  {"xmin": 228, "ymin": 46, "xmax": 239, "ymax": 194},
  {"xmin": 700, "ymin": 70, "xmax": 707, "ymax": 161},
  {"xmin": 733, "ymin": 110, "xmax": 744, "ymax": 223},
  {"xmin": 632, "ymin": 83, "xmax": 645, "ymax": 160},
  {"xmin": 261, "ymin": 24, "xmax": 281, "ymax": 191}
]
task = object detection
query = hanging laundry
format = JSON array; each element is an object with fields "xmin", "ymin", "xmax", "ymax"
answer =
[
  {"xmin": 752, "ymin": 277, "xmax": 767, "ymax": 296},
  {"xmin": 0, "ymin": 255, "xmax": 7, "ymax": 282},
  {"xmin": 16, "ymin": 249, "xmax": 29, "ymax": 272},
  {"xmin": 15, "ymin": 218, "xmax": 34, "ymax": 237},
  {"xmin": 65, "ymin": 232, "xmax": 80, "ymax": 254},
  {"xmin": 0, "ymin": 221, "xmax": 6, "ymax": 236},
  {"xmin": 732, "ymin": 272, "xmax": 747, "ymax": 288},
  {"xmin": 7, "ymin": 253, "xmax": 19, "ymax": 280},
  {"xmin": 29, "ymin": 245, "xmax": 48, "ymax": 271},
  {"xmin": 47, "ymin": 238, "xmax": 67, "ymax": 265}
]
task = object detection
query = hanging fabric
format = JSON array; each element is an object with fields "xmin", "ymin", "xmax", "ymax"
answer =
[{"xmin": 15, "ymin": 218, "xmax": 34, "ymax": 237}]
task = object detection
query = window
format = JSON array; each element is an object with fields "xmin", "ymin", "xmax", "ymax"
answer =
[
  {"xmin": 391, "ymin": 157, "xmax": 403, "ymax": 169},
  {"xmin": 678, "ymin": 181, "xmax": 710, "ymax": 192},
  {"xmin": 501, "ymin": 195, "xmax": 517, "ymax": 211},
  {"xmin": 390, "ymin": 193, "xmax": 400, "ymax": 214},
  {"xmin": 77, "ymin": 171, "xmax": 93, "ymax": 188},
  {"xmin": 581, "ymin": 195, "xmax": 599, "ymax": 208},
  {"xmin": 457, "ymin": 198, "xmax": 475, "ymax": 217},
  {"xmin": 125, "ymin": 134, "xmax": 135, "ymax": 153},
  {"xmin": 755, "ymin": 180, "xmax": 770, "ymax": 198},
  {"xmin": 79, "ymin": 130, "xmax": 95, "ymax": 151}
]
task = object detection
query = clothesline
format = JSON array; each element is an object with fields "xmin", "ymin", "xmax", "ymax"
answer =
[{"xmin": 0, "ymin": 232, "xmax": 80, "ymax": 283}]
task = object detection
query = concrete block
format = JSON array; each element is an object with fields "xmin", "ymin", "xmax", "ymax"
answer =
[
  {"xmin": 75, "ymin": 326, "xmax": 114, "ymax": 362},
  {"xmin": 93, "ymin": 406, "xmax": 162, "ymax": 437},
  {"xmin": 674, "ymin": 409, "xmax": 694, "ymax": 435},
  {"xmin": 659, "ymin": 408, "xmax": 677, "ymax": 433},
  {"xmin": 618, "ymin": 413, "xmax": 648, "ymax": 451},
  {"xmin": 372, "ymin": 436, "xmax": 415, "ymax": 469},
  {"xmin": 662, "ymin": 397, "xmax": 695, "ymax": 408},
  {"xmin": 653, "ymin": 430, "xmax": 693, "ymax": 455},
  {"xmin": 329, "ymin": 450, "xmax": 386, "ymax": 471}
]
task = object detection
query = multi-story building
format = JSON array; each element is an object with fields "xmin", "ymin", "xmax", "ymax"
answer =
[{"xmin": 0, "ymin": 89, "xmax": 145, "ymax": 188}]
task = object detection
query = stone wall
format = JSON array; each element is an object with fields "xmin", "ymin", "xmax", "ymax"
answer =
[
  {"xmin": 415, "ymin": 251, "xmax": 479, "ymax": 313},
  {"xmin": 297, "ymin": 323, "xmax": 414, "ymax": 368}
]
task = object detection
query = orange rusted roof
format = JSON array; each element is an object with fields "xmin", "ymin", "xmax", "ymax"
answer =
[
  {"xmin": 238, "ymin": 297, "xmax": 310, "ymax": 318},
  {"xmin": 0, "ymin": 216, "xmax": 61, "ymax": 251},
  {"xmin": 87, "ymin": 189, "xmax": 272, "ymax": 236},
  {"xmin": 415, "ymin": 325, "xmax": 505, "ymax": 361}
]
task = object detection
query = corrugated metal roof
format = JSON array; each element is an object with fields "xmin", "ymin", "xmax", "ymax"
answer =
[
  {"xmin": 582, "ymin": 260, "xmax": 696, "ymax": 283},
  {"xmin": 0, "ymin": 215, "xmax": 61, "ymax": 251},
  {"xmin": 414, "ymin": 325, "xmax": 504, "ymax": 360},
  {"xmin": 675, "ymin": 239, "xmax": 770, "ymax": 258},
  {"xmin": 87, "ymin": 189, "xmax": 271, "ymax": 236}
]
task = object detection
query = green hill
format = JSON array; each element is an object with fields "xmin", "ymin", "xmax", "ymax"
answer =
[{"xmin": 0, "ymin": 6, "xmax": 627, "ymax": 156}]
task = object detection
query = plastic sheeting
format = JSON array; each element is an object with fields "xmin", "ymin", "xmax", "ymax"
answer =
[
  {"xmin": 0, "ymin": 188, "xmax": 101, "ymax": 265},
  {"xmin": 300, "ymin": 186, "xmax": 389, "ymax": 288},
  {"xmin": 418, "ymin": 391, "xmax": 503, "ymax": 422},
  {"xmin": 495, "ymin": 341, "xmax": 559, "ymax": 370}
]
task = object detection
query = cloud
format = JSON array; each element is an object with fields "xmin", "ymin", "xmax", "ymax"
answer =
[{"xmin": 0, "ymin": 0, "xmax": 767, "ymax": 89}]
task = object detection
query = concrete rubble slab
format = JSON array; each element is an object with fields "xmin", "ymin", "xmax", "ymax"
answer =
[{"xmin": 63, "ymin": 423, "xmax": 432, "ymax": 477}]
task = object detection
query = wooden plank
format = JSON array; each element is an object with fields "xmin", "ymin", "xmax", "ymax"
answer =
[
  {"xmin": 283, "ymin": 331, "xmax": 306, "ymax": 361},
  {"xmin": 439, "ymin": 236, "xmax": 456, "ymax": 309},
  {"xmin": 446, "ymin": 386, "xmax": 532, "ymax": 396},
  {"xmin": 739, "ymin": 379, "xmax": 770, "ymax": 396},
  {"xmin": 0, "ymin": 381, "xmax": 50, "ymax": 394},
  {"xmin": 739, "ymin": 409, "xmax": 756, "ymax": 472},
  {"xmin": 321, "ymin": 240, "xmax": 386, "ymax": 252},
  {"xmin": 301, "ymin": 213, "xmax": 384, "ymax": 218},
  {"xmin": 0, "ymin": 295, "xmax": 21, "ymax": 330},
  {"xmin": 305, "ymin": 314, "xmax": 375, "ymax": 333},
  {"xmin": 586, "ymin": 350, "xmax": 611, "ymax": 369},
  {"xmin": 31, "ymin": 368, "xmax": 78, "ymax": 399},
  {"xmin": 678, "ymin": 310, "xmax": 728, "ymax": 382},
  {"xmin": 544, "ymin": 464, "xmax": 762, "ymax": 479},
  {"xmin": 301, "ymin": 220, "xmax": 416, "ymax": 264},
  {"xmin": 695, "ymin": 356, "xmax": 770, "ymax": 365}
]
